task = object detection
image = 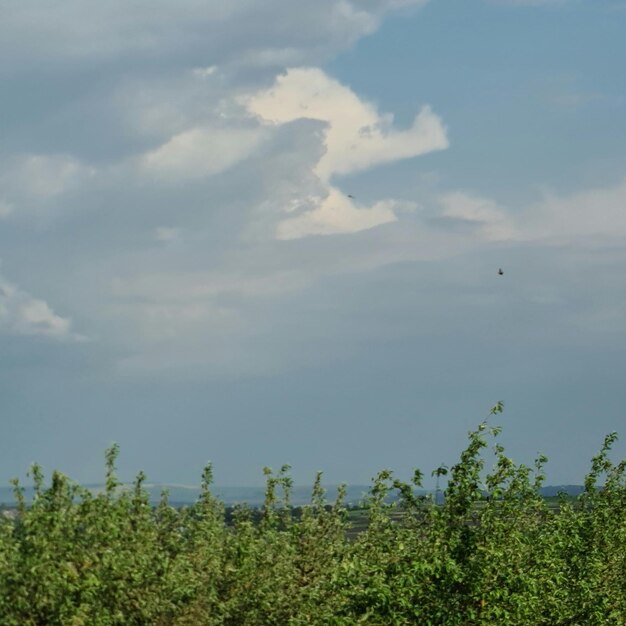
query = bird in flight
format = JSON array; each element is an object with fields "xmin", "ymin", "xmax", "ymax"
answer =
[
  {"xmin": 498, "ymin": 268, "xmax": 504, "ymax": 276},
  {"xmin": 347, "ymin": 194, "xmax": 355, "ymax": 199}
]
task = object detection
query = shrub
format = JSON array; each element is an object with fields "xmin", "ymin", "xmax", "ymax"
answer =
[{"xmin": 1, "ymin": 403, "xmax": 624, "ymax": 625}]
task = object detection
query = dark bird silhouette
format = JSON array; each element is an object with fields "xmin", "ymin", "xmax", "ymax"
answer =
[
  {"xmin": 347, "ymin": 194, "xmax": 355, "ymax": 199},
  {"xmin": 498, "ymin": 268, "xmax": 504, "ymax": 276}
]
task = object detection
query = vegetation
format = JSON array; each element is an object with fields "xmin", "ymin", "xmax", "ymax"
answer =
[{"xmin": 1, "ymin": 403, "xmax": 625, "ymax": 625}]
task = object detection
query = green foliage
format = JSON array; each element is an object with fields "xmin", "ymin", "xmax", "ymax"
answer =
[{"xmin": 1, "ymin": 405, "xmax": 625, "ymax": 625}]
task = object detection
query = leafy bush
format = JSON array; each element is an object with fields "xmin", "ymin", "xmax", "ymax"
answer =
[{"xmin": 1, "ymin": 403, "xmax": 625, "ymax": 625}]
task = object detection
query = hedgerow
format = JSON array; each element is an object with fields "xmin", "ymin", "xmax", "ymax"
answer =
[{"xmin": 1, "ymin": 403, "xmax": 625, "ymax": 625}]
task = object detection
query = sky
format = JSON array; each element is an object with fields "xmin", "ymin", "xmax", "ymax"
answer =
[{"xmin": 2, "ymin": 0, "xmax": 626, "ymax": 489}]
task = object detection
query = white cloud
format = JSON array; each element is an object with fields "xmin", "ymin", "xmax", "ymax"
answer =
[
  {"xmin": 521, "ymin": 177, "xmax": 626, "ymax": 244},
  {"xmin": 8, "ymin": 155, "xmax": 94, "ymax": 198},
  {"xmin": 117, "ymin": 63, "xmax": 447, "ymax": 242},
  {"xmin": 246, "ymin": 67, "xmax": 448, "ymax": 181},
  {"xmin": 430, "ymin": 178, "xmax": 626, "ymax": 248},
  {"xmin": 142, "ymin": 126, "xmax": 265, "ymax": 181},
  {"xmin": 436, "ymin": 191, "xmax": 517, "ymax": 241},
  {"xmin": 0, "ymin": 154, "xmax": 95, "ymax": 217},
  {"xmin": 192, "ymin": 65, "xmax": 217, "ymax": 78},
  {"xmin": 276, "ymin": 188, "xmax": 398, "ymax": 239},
  {"xmin": 0, "ymin": 273, "xmax": 79, "ymax": 340},
  {"xmin": 245, "ymin": 67, "xmax": 448, "ymax": 238}
]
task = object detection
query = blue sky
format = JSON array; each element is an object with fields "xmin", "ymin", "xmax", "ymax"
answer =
[{"xmin": 1, "ymin": 0, "xmax": 626, "ymax": 489}]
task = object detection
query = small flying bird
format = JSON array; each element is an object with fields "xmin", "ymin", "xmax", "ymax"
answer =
[
  {"xmin": 347, "ymin": 194, "xmax": 355, "ymax": 199},
  {"xmin": 498, "ymin": 268, "xmax": 504, "ymax": 276}
]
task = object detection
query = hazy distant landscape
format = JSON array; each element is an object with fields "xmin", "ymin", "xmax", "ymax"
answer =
[{"xmin": 0, "ymin": 482, "xmax": 585, "ymax": 508}]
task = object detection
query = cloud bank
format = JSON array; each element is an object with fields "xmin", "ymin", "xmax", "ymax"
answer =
[{"xmin": 1, "ymin": 0, "xmax": 625, "ymax": 380}]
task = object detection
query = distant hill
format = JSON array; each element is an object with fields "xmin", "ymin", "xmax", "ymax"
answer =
[{"xmin": 0, "ymin": 483, "xmax": 585, "ymax": 507}]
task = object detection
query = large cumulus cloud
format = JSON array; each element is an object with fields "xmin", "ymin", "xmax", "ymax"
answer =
[{"xmin": 2, "ymin": 0, "xmax": 626, "ymax": 381}]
